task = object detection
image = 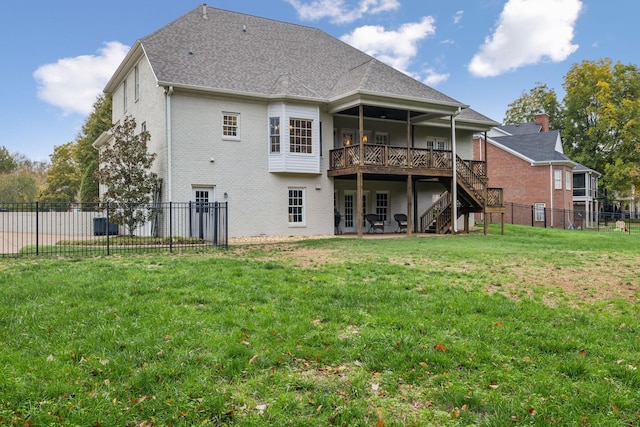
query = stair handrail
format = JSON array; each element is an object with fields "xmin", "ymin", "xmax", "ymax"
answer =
[
  {"xmin": 456, "ymin": 156, "xmax": 487, "ymax": 205},
  {"xmin": 419, "ymin": 191, "xmax": 451, "ymax": 232}
]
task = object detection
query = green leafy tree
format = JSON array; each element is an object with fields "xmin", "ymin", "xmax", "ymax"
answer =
[
  {"xmin": 76, "ymin": 94, "xmax": 112, "ymax": 202},
  {"xmin": 97, "ymin": 116, "xmax": 161, "ymax": 236},
  {"xmin": 0, "ymin": 146, "xmax": 18, "ymax": 174},
  {"xmin": 0, "ymin": 170, "xmax": 39, "ymax": 203},
  {"xmin": 40, "ymin": 142, "xmax": 80, "ymax": 204},
  {"xmin": 79, "ymin": 160, "xmax": 99, "ymax": 207},
  {"xmin": 503, "ymin": 83, "xmax": 564, "ymax": 129},
  {"xmin": 562, "ymin": 59, "xmax": 640, "ymax": 198}
]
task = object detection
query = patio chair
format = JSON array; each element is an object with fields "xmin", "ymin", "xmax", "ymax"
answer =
[
  {"xmin": 365, "ymin": 213, "xmax": 384, "ymax": 234},
  {"xmin": 394, "ymin": 213, "xmax": 407, "ymax": 233}
]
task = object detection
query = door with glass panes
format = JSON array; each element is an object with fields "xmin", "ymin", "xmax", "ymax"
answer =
[
  {"xmin": 191, "ymin": 188, "xmax": 215, "ymax": 241},
  {"xmin": 343, "ymin": 191, "xmax": 368, "ymax": 233}
]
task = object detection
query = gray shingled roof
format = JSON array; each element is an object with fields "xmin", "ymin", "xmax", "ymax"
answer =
[
  {"xmin": 496, "ymin": 123, "xmax": 542, "ymax": 135},
  {"xmin": 491, "ymin": 131, "xmax": 575, "ymax": 163},
  {"xmin": 139, "ymin": 5, "xmax": 464, "ymax": 105}
]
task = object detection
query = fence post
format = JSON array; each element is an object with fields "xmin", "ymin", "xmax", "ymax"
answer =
[
  {"xmin": 36, "ymin": 202, "xmax": 39, "ymax": 255},
  {"xmin": 106, "ymin": 202, "xmax": 110, "ymax": 256},
  {"xmin": 169, "ymin": 202, "xmax": 173, "ymax": 253},
  {"xmin": 531, "ymin": 205, "xmax": 534, "ymax": 227},
  {"xmin": 544, "ymin": 207, "xmax": 547, "ymax": 228},
  {"xmin": 213, "ymin": 202, "xmax": 219, "ymax": 246}
]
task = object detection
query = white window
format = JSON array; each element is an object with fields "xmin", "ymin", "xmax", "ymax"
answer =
[
  {"xmin": 288, "ymin": 188, "xmax": 305, "ymax": 225},
  {"xmin": 535, "ymin": 203, "xmax": 546, "ymax": 222},
  {"xmin": 141, "ymin": 121, "xmax": 147, "ymax": 133},
  {"xmin": 123, "ymin": 80, "xmax": 128, "ymax": 112},
  {"xmin": 554, "ymin": 169, "xmax": 562, "ymax": 189},
  {"xmin": 289, "ymin": 118, "xmax": 313, "ymax": 153},
  {"xmin": 565, "ymin": 170, "xmax": 572, "ymax": 190},
  {"xmin": 270, "ymin": 117, "xmax": 280, "ymax": 153},
  {"xmin": 375, "ymin": 132, "xmax": 389, "ymax": 145},
  {"xmin": 426, "ymin": 138, "xmax": 448, "ymax": 150},
  {"xmin": 223, "ymin": 113, "xmax": 240, "ymax": 140},
  {"xmin": 134, "ymin": 66, "xmax": 140, "ymax": 101},
  {"xmin": 376, "ymin": 192, "xmax": 389, "ymax": 222}
]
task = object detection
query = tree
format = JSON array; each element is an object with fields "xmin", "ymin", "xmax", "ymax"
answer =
[
  {"xmin": 76, "ymin": 94, "xmax": 112, "ymax": 202},
  {"xmin": 97, "ymin": 116, "xmax": 161, "ymax": 236},
  {"xmin": 562, "ymin": 59, "xmax": 640, "ymax": 197},
  {"xmin": 0, "ymin": 146, "xmax": 18, "ymax": 174},
  {"xmin": 503, "ymin": 83, "xmax": 564, "ymax": 129},
  {"xmin": 0, "ymin": 170, "xmax": 39, "ymax": 203},
  {"xmin": 40, "ymin": 142, "xmax": 80, "ymax": 204}
]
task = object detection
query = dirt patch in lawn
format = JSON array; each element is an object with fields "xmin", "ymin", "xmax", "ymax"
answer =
[{"xmin": 227, "ymin": 239, "xmax": 639, "ymax": 304}]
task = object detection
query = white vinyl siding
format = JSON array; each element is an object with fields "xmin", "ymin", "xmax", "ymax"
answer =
[{"xmin": 268, "ymin": 103, "xmax": 321, "ymax": 173}]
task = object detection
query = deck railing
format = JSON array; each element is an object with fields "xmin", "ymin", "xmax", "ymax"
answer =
[{"xmin": 330, "ymin": 144, "xmax": 453, "ymax": 170}]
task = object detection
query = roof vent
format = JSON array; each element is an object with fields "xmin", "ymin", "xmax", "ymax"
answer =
[
  {"xmin": 202, "ymin": 3, "xmax": 208, "ymax": 19},
  {"xmin": 242, "ymin": 25, "xmax": 247, "ymax": 32}
]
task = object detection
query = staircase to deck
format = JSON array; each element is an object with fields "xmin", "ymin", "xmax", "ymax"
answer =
[{"xmin": 419, "ymin": 155, "xmax": 503, "ymax": 234}]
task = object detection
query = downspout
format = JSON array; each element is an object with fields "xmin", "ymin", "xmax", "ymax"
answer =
[
  {"xmin": 165, "ymin": 85, "xmax": 174, "ymax": 202},
  {"xmin": 451, "ymin": 108, "xmax": 461, "ymax": 233},
  {"xmin": 549, "ymin": 162, "xmax": 554, "ymax": 227}
]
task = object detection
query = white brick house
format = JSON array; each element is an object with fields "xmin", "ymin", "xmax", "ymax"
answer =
[{"xmin": 95, "ymin": 4, "xmax": 503, "ymax": 238}]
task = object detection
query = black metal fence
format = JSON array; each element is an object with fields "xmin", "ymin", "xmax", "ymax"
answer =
[
  {"xmin": 485, "ymin": 202, "xmax": 638, "ymax": 235},
  {"xmin": 0, "ymin": 201, "xmax": 228, "ymax": 257}
]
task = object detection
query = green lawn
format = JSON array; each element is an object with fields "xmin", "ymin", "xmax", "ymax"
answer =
[{"xmin": 0, "ymin": 225, "xmax": 638, "ymax": 426}]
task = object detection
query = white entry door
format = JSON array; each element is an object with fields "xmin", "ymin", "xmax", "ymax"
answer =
[
  {"xmin": 191, "ymin": 188, "xmax": 215, "ymax": 241},
  {"xmin": 343, "ymin": 191, "xmax": 368, "ymax": 233}
]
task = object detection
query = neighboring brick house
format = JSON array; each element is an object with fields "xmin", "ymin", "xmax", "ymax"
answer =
[
  {"xmin": 474, "ymin": 114, "xmax": 578, "ymax": 227},
  {"xmin": 95, "ymin": 5, "xmax": 503, "ymax": 238}
]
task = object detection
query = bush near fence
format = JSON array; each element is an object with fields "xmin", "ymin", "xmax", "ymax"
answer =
[
  {"xmin": 0, "ymin": 201, "xmax": 228, "ymax": 257},
  {"xmin": 485, "ymin": 202, "xmax": 638, "ymax": 234}
]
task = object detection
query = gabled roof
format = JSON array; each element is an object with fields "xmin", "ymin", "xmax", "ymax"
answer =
[
  {"xmin": 490, "ymin": 131, "xmax": 576, "ymax": 165},
  {"xmin": 107, "ymin": 5, "xmax": 463, "ymax": 109}
]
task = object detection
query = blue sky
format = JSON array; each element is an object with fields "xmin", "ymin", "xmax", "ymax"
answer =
[{"xmin": 1, "ymin": 0, "xmax": 638, "ymax": 162}]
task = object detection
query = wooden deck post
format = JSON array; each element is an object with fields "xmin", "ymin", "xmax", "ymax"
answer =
[
  {"xmin": 357, "ymin": 171, "xmax": 363, "ymax": 237},
  {"xmin": 406, "ymin": 174, "xmax": 413, "ymax": 235}
]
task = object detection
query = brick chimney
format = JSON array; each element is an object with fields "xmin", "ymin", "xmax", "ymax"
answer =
[{"xmin": 535, "ymin": 113, "xmax": 550, "ymax": 132}]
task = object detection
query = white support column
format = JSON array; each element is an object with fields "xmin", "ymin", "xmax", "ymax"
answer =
[{"xmin": 451, "ymin": 112, "xmax": 458, "ymax": 233}]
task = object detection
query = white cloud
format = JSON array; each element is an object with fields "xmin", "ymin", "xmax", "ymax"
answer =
[
  {"xmin": 423, "ymin": 69, "xmax": 449, "ymax": 86},
  {"xmin": 33, "ymin": 41, "xmax": 129, "ymax": 116},
  {"xmin": 285, "ymin": 0, "xmax": 400, "ymax": 24},
  {"xmin": 453, "ymin": 10, "xmax": 464, "ymax": 25},
  {"xmin": 340, "ymin": 17, "xmax": 436, "ymax": 73},
  {"xmin": 468, "ymin": 0, "xmax": 583, "ymax": 78}
]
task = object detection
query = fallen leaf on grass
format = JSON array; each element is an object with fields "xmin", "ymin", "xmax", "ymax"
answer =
[
  {"xmin": 489, "ymin": 382, "xmax": 499, "ymax": 389},
  {"xmin": 249, "ymin": 354, "xmax": 259, "ymax": 364},
  {"xmin": 434, "ymin": 343, "xmax": 446, "ymax": 352}
]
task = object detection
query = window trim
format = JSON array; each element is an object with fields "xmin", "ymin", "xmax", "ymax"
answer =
[
  {"xmin": 269, "ymin": 117, "xmax": 280, "ymax": 153},
  {"xmin": 565, "ymin": 170, "xmax": 572, "ymax": 190},
  {"xmin": 289, "ymin": 118, "xmax": 313, "ymax": 154},
  {"xmin": 535, "ymin": 203, "xmax": 546, "ymax": 222},
  {"xmin": 123, "ymin": 79, "xmax": 128, "ymax": 112},
  {"xmin": 222, "ymin": 112, "xmax": 240, "ymax": 141},
  {"xmin": 554, "ymin": 169, "xmax": 562, "ymax": 190},
  {"xmin": 375, "ymin": 191, "xmax": 389, "ymax": 223},
  {"xmin": 288, "ymin": 188, "xmax": 306, "ymax": 226},
  {"xmin": 134, "ymin": 66, "xmax": 140, "ymax": 101}
]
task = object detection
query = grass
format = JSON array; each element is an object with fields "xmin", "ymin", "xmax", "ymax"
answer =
[{"xmin": 0, "ymin": 224, "xmax": 638, "ymax": 426}]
